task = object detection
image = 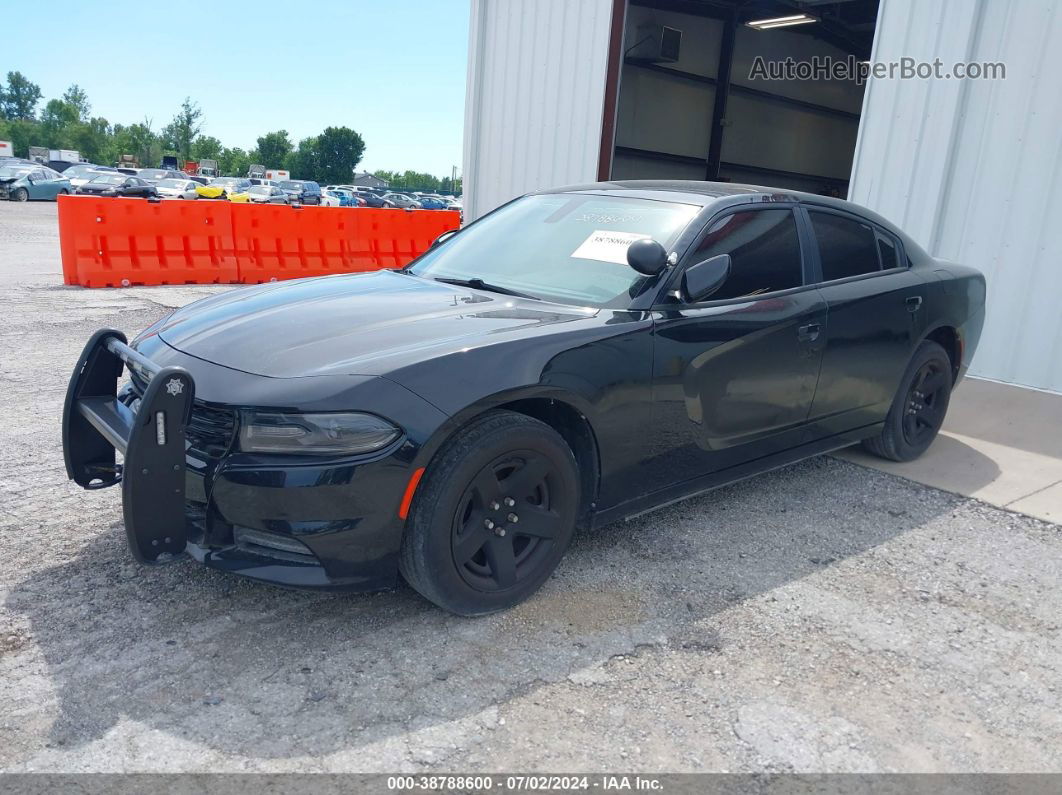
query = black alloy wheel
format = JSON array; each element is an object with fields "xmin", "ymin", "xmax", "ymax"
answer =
[
  {"xmin": 902, "ymin": 359, "xmax": 949, "ymax": 446},
  {"xmin": 451, "ymin": 451, "xmax": 565, "ymax": 591},
  {"xmin": 399, "ymin": 410, "xmax": 580, "ymax": 615},
  {"xmin": 863, "ymin": 340, "xmax": 952, "ymax": 462}
]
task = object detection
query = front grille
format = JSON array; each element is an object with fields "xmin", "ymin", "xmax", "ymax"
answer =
[
  {"xmin": 186, "ymin": 403, "xmax": 237, "ymax": 458},
  {"xmin": 128, "ymin": 373, "xmax": 236, "ymax": 458}
]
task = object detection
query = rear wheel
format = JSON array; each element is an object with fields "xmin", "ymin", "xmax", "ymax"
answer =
[
  {"xmin": 862, "ymin": 340, "xmax": 952, "ymax": 462},
  {"xmin": 399, "ymin": 410, "xmax": 580, "ymax": 616}
]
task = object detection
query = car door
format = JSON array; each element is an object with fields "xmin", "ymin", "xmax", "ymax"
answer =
[
  {"xmin": 800, "ymin": 205, "xmax": 927, "ymax": 436},
  {"xmin": 29, "ymin": 169, "xmax": 52, "ymax": 199},
  {"xmin": 645, "ymin": 206, "xmax": 827, "ymax": 492}
]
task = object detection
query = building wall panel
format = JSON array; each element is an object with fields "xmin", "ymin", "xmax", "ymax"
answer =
[
  {"xmin": 463, "ymin": 0, "xmax": 616, "ymax": 221},
  {"xmin": 850, "ymin": 0, "xmax": 1062, "ymax": 392}
]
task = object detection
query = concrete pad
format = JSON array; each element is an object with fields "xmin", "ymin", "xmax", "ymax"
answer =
[
  {"xmin": 835, "ymin": 377, "xmax": 1062, "ymax": 520},
  {"xmin": 1008, "ymin": 481, "xmax": 1062, "ymax": 523}
]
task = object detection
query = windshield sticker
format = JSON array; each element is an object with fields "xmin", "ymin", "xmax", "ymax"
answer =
[{"xmin": 571, "ymin": 230, "xmax": 650, "ymax": 265}]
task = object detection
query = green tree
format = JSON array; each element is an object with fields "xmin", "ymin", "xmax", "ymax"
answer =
[
  {"xmin": 111, "ymin": 119, "xmax": 160, "ymax": 168},
  {"xmin": 255, "ymin": 130, "xmax": 292, "ymax": 169},
  {"xmin": 219, "ymin": 146, "xmax": 252, "ymax": 177},
  {"xmin": 0, "ymin": 71, "xmax": 42, "ymax": 120},
  {"xmin": 161, "ymin": 97, "xmax": 202, "ymax": 159},
  {"xmin": 314, "ymin": 126, "xmax": 365, "ymax": 184},
  {"xmin": 191, "ymin": 135, "xmax": 223, "ymax": 161},
  {"xmin": 61, "ymin": 84, "xmax": 91, "ymax": 121},
  {"xmin": 0, "ymin": 118, "xmax": 39, "ymax": 156},
  {"xmin": 286, "ymin": 136, "xmax": 321, "ymax": 180}
]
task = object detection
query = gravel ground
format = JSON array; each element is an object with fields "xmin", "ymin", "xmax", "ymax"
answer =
[{"xmin": 1, "ymin": 202, "xmax": 1060, "ymax": 773}]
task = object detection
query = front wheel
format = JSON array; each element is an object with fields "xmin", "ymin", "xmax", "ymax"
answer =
[
  {"xmin": 399, "ymin": 410, "xmax": 580, "ymax": 616},
  {"xmin": 12, "ymin": 188, "xmax": 28, "ymax": 202},
  {"xmin": 862, "ymin": 340, "xmax": 952, "ymax": 462}
]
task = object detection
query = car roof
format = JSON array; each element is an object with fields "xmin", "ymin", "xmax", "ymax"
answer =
[
  {"xmin": 535, "ymin": 179, "xmax": 929, "ymax": 260},
  {"xmin": 542, "ymin": 179, "xmax": 909, "ymax": 237}
]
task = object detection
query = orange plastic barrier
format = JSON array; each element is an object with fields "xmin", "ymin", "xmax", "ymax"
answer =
[
  {"xmin": 57, "ymin": 195, "xmax": 238, "ymax": 287},
  {"xmin": 57, "ymin": 196, "xmax": 460, "ymax": 287},
  {"xmin": 234, "ymin": 205, "xmax": 460, "ymax": 284}
]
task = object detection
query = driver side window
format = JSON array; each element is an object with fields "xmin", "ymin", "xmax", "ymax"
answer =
[{"xmin": 689, "ymin": 209, "xmax": 804, "ymax": 300}]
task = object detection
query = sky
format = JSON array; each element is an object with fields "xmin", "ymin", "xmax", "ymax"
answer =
[{"xmin": 4, "ymin": 0, "xmax": 470, "ymax": 177}]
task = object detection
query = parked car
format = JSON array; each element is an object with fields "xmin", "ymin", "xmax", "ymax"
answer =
[
  {"xmin": 322, "ymin": 187, "xmax": 360, "ymax": 207},
  {"xmin": 278, "ymin": 179, "xmax": 322, "ymax": 205},
  {"xmin": 154, "ymin": 178, "xmax": 200, "ymax": 200},
  {"xmin": 195, "ymin": 184, "xmax": 227, "ymax": 199},
  {"xmin": 59, "ymin": 181, "xmax": 988, "ymax": 615},
  {"xmin": 137, "ymin": 168, "xmax": 185, "ymax": 184},
  {"xmin": 339, "ymin": 186, "xmax": 390, "ymax": 208},
  {"xmin": 115, "ymin": 167, "xmax": 140, "ymax": 176},
  {"xmin": 417, "ymin": 195, "xmax": 449, "ymax": 210},
  {"xmin": 188, "ymin": 175, "xmax": 211, "ymax": 186},
  {"xmin": 64, "ymin": 163, "xmax": 118, "ymax": 188},
  {"xmin": 0, "ymin": 164, "xmax": 71, "ymax": 201},
  {"xmin": 383, "ymin": 192, "xmax": 421, "ymax": 209},
  {"xmin": 209, "ymin": 177, "xmax": 252, "ymax": 197},
  {"xmin": 241, "ymin": 185, "xmax": 290, "ymax": 204},
  {"xmin": 76, "ymin": 174, "xmax": 157, "ymax": 198}
]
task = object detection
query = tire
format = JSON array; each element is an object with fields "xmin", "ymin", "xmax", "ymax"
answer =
[
  {"xmin": 12, "ymin": 188, "xmax": 28, "ymax": 202},
  {"xmin": 56, "ymin": 189, "xmax": 69, "ymax": 200},
  {"xmin": 399, "ymin": 410, "xmax": 581, "ymax": 616},
  {"xmin": 862, "ymin": 340, "xmax": 952, "ymax": 462}
]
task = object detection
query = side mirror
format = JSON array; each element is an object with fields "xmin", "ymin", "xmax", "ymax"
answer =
[
  {"xmin": 682, "ymin": 254, "xmax": 732, "ymax": 302},
  {"xmin": 626, "ymin": 239, "xmax": 669, "ymax": 276},
  {"xmin": 431, "ymin": 229, "xmax": 458, "ymax": 248}
]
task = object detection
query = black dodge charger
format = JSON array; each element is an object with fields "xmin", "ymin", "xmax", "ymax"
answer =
[{"xmin": 63, "ymin": 181, "xmax": 986, "ymax": 614}]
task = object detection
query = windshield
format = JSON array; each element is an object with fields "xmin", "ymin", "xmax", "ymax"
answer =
[
  {"xmin": 138, "ymin": 169, "xmax": 167, "ymax": 179},
  {"xmin": 158, "ymin": 179, "xmax": 187, "ymax": 188},
  {"xmin": 407, "ymin": 194, "xmax": 699, "ymax": 307},
  {"xmin": 248, "ymin": 186, "xmax": 270, "ymax": 194},
  {"xmin": 89, "ymin": 175, "xmax": 126, "ymax": 185},
  {"xmin": 279, "ymin": 181, "xmax": 302, "ymax": 190},
  {"xmin": 211, "ymin": 178, "xmax": 239, "ymax": 186},
  {"xmin": 66, "ymin": 165, "xmax": 106, "ymax": 178}
]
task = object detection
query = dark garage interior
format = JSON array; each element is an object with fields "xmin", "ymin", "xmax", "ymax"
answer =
[{"xmin": 610, "ymin": 0, "xmax": 880, "ymax": 195}]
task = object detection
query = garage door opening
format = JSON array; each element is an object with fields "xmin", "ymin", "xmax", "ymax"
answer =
[{"xmin": 605, "ymin": 0, "xmax": 880, "ymax": 196}]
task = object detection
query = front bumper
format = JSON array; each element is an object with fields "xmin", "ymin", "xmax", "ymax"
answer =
[{"xmin": 62, "ymin": 329, "xmax": 425, "ymax": 591}]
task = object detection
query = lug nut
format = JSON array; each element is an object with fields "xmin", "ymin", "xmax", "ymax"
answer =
[
  {"xmin": 484, "ymin": 519, "xmax": 495, "ymax": 530},
  {"xmin": 503, "ymin": 497, "xmax": 516, "ymax": 507},
  {"xmin": 508, "ymin": 513, "xmax": 519, "ymax": 523},
  {"xmin": 490, "ymin": 501, "xmax": 500, "ymax": 511},
  {"xmin": 495, "ymin": 527, "xmax": 507, "ymax": 537}
]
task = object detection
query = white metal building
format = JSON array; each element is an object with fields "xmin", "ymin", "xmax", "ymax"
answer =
[{"xmin": 463, "ymin": 0, "xmax": 1062, "ymax": 393}]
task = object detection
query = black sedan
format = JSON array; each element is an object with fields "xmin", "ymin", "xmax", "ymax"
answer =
[
  {"xmin": 62, "ymin": 181, "xmax": 986, "ymax": 615},
  {"xmin": 76, "ymin": 174, "xmax": 158, "ymax": 198}
]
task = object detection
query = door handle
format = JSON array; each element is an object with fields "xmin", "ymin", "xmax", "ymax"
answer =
[
  {"xmin": 797, "ymin": 322, "xmax": 821, "ymax": 342},
  {"xmin": 906, "ymin": 295, "xmax": 923, "ymax": 312}
]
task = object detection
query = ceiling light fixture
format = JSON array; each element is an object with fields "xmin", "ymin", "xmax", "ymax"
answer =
[{"xmin": 746, "ymin": 14, "xmax": 818, "ymax": 30}]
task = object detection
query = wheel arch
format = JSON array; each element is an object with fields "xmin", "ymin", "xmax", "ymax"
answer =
[
  {"xmin": 410, "ymin": 387, "xmax": 602, "ymax": 530},
  {"xmin": 921, "ymin": 323, "xmax": 961, "ymax": 384}
]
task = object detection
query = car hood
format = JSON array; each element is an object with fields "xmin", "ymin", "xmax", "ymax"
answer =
[{"xmin": 149, "ymin": 270, "xmax": 598, "ymax": 379}]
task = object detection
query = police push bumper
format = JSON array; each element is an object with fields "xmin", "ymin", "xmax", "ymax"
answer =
[{"xmin": 62, "ymin": 328, "xmax": 194, "ymax": 564}]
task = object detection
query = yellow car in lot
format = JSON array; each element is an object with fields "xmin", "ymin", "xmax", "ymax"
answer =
[
  {"xmin": 194, "ymin": 184, "xmax": 227, "ymax": 200},
  {"xmin": 226, "ymin": 191, "xmax": 252, "ymax": 203}
]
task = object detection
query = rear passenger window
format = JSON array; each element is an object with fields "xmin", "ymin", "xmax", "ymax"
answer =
[
  {"xmin": 690, "ymin": 209, "xmax": 803, "ymax": 300},
  {"xmin": 877, "ymin": 232, "xmax": 899, "ymax": 270},
  {"xmin": 808, "ymin": 211, "xmax": 881, "ymax": 281}
]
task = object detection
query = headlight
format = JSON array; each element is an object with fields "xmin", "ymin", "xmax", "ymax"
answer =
[{"xmin": 238, "ymin": 411, "xmax": 400, "ymax": 455}]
